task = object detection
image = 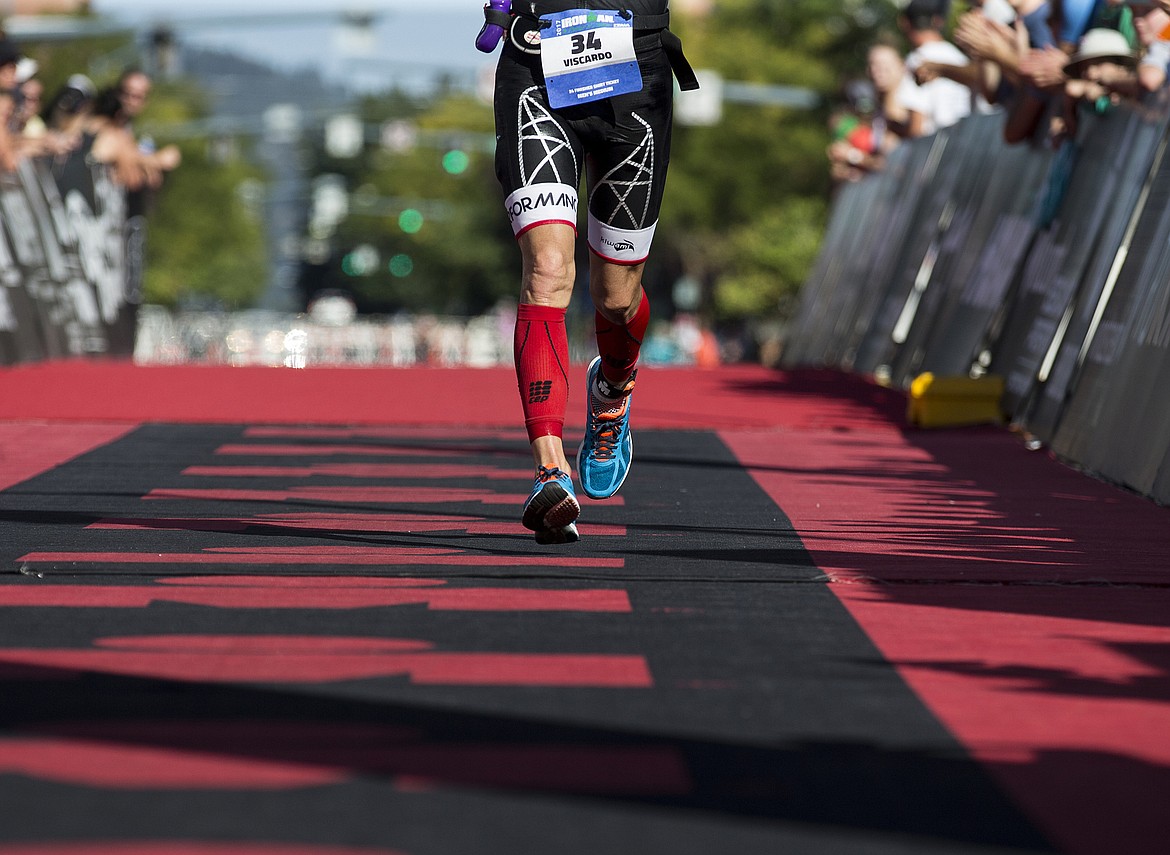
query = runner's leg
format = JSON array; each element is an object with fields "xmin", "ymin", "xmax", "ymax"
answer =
[
  {"xmin": 515, "ymin": 222, "xmax": 577, "ymax": 475},
  {"xmin": 590, "ymin": 259, "xmax": 650, "ymax": 388},
  {"xmin": 577, "ymin": 256, "xmax": 645, "ymax": 500}
]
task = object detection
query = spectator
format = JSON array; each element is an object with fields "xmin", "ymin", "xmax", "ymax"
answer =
[
  {"xmin": 0, "ymin": 37, "xmax": 19, "ymax": 106},
  {"xmin": 867, "ymin": 41, "xmax": 924, "ymax": 144},
  {"xmin": 0, "ymin": 37, "xmax": 23, "ymax": 172},
  {"xmin": 38, "ymin": 74, "xmax": 95, "ymax": 157},
  {"xmin": 87, "ymin": 84, "xmax": 144, "ymax": 187},
  {"xmin": 15, "ymin": 58, "xmax": 45, "ymax": 139},
  {"xmin": 827, "ymin": 78, "xmax": 884, "ymax": 183},
  {"xmin": 1005, "ymin": 3, "xmax": 1151, "ymax": 146},
  {"xmin": 1054, "ymin": 0, "xmax": 1102, "ymax": 52},
  {"xmin": 0, "ymin": 90, "xmax": 19, "ymax": 172},
  {"xmin": 1034, "ymin": 0, "xmax": 1143, "ymax": 81},
  {"xmin": 1059, "ymin": 27, "xmax": 1139, "ymax": 137},
  {"xmin": 10, "ymin": 59, "xmax": 75, "ymax": 160},
  {"xmin": 1065, "ymin": 25, "xmax": 1138, "ymax": 82},
  {"xmin": 924, "ymin": 0, "xmax": 1018, "ymax": 106},
  {"xmin": 1054, "ymin": 0, "xmax": 1146, "ymax": 108},
  {"xmin": 954, "ymin": 1, "xmax": 1063, "ymax": 99},
  {"xmin": 898, "ymin": 0, "xmax": 985, "ymax": 133},
  {"xmin": 953, "ymin": 1, "xmax": 1066, "ymax": 143},
  {"xmin": 44, "ymin": 74, "xmax": 94, "ymax": 130},
  {"xmin": 88, "ymin": 68, "xmax": 180, "ymax": 190},
  {"xmin": 825, "ymin": 37, "xmax": 937, "ymax": 182},
  {"xmin": 950, "ymin": 2, "xmax": 1020, "ymax": 106},
  {"xmin": 1135, "ymin": 5, "xmax": 1170, "ymax": 93}
]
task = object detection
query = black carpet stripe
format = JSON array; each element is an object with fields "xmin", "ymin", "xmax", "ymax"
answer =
[{"xmin": 0, "ymin": 424, "xmax": 1056, "ymax": 853}]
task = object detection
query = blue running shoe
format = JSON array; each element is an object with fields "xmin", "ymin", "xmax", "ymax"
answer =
[
  {"xmin": 577, "ymin": 356, "xmax": 635, "ymax": 500},
  {"xmin": 522, "ymin": 465, "xmax": 580, "ymax": 543}
]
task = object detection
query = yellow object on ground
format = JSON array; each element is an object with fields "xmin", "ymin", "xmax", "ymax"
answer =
[{"xmin": 907, "ymin": 372, "xmax": 1005, "ymax": 428}]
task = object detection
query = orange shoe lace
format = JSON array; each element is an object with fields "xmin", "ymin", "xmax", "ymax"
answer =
[
  {"xmin": 537, "ymin": 465, "xmax": 569, "ymax": 482},
  {"xmin": 587, "ymin": 395, "xmax": 629, "ymax": 461}
]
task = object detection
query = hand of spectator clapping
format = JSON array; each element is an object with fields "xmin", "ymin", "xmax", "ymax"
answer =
[
  {"xmin": 1135, "ymin": 8, "xmax": 1170, "ymax": 47},
  {"xmin": 956, "ymin": 11, "xmax": 1018, "ymax": 62},
  {"xmin": 1065, "ymin": 78, "xmax": 1109, "ymax": 103},
  {"xmin": 155, "ymin": 144, "xmax": 182, "ymax": 172},
  {"xmin": 913, "ymin": 60, "xmax": 942, "ymax": 85},
  {"xmin": 1019, "ymin": 44, "xmax": 1069, "ymax": 89}
]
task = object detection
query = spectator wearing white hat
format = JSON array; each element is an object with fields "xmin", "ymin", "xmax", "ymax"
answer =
[
  {"xmin": 1065, "ymin": 27, "xmax": 1138, "ymax": 91},
  {"xmin": 1055, "ymin": 27, "xmax": 1138, "ymax": 143}
]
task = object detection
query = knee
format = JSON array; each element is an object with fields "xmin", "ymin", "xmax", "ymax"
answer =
[
  {"xmin": 590, "ymin": 278, "xmax": 644, "ymax": 323},
  {"xmin": 524, "ymin": 245, "xmax": 575, "ymax": 302}
]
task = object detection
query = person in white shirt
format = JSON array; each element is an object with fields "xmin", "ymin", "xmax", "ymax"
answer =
[{"xmin": 898, "ymin": 0, "xmax": 984, "ymax": 134}]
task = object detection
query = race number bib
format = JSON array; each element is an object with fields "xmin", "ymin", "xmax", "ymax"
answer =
[{"xmin": 539, "ymin": 9, "xmax": 642, "ymax": 109}]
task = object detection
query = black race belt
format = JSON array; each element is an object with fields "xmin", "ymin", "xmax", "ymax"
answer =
[{"xmin": 490, "ymin": 4, "xmax": 698, "ymax": 91}]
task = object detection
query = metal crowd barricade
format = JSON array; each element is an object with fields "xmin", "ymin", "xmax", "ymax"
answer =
[
  {"xmin": 0, "ymin": 151, "xmax": 138, "ymax": 365},
  {"xmin": 785, "ymin": 91, "xmax": 1170, "ymax": 505},
  {"xmin": 1048, "ymin": 94, "xmax": 1170, "ymax": 500},
  {"xmin": 887, "ymin": 116, "xmax": 1050, "ymax": 386},
  {"xmin": 993, "ymin": 101, "xmax": 1168, "ymax": 436},
  {"xmin": 851, "ymin": 134, "xmax": 951, "ymax": 376}
]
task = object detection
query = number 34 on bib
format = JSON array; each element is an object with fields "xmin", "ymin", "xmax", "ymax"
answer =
[{"xmin": 539, "ymin": 9, "xmax": 643, "ymax": 109}]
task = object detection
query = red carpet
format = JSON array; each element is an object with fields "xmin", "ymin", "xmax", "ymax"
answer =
[
  {"xmin": 0, "ymin": 423, "xmax": 138, "ymax": 492},
  {"xmin": 0, "ymin": 360, "xmax": 870, "ymax": 429}
]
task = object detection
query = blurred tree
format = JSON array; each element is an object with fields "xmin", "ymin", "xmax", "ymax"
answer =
[
  {"xmin": 141, "ymin": 144, "xmax": 268, "ymax": 309},
  {"xmin": 135, "ymin": 80, "xmax": 269, "ymax": 309},
  {"xmin": 662, "ymin": 0, "xmax": 898, "ymax": 324},
  {"xmin": 301, "ymin": 92, "xmax": 516, "ymax": 316},
  {"xmin": 132, "ymin": 78, "xmax": 267, "ymax": 308}
]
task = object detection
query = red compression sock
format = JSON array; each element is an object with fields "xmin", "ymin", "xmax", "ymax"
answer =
[
  {"xmin": 594, "ymin": 289, "xmax": 650, "ymax": 386},
  {"xmin": 514, "ymin": 303, "xmax": 570, "ymax": 443}
]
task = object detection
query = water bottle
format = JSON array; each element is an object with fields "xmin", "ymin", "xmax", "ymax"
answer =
[{"xmin": 476, "ymin": 0, "xmax": 511, "ymax": 52}]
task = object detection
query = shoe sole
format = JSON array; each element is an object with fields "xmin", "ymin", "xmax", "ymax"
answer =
[{"xmin": 522, "ymin": 481, "xmax": 581, "ymax": 532}]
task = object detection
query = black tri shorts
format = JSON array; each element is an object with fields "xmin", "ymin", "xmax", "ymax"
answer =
[{"xmin": 493, "ymin": 28, "xmax": 675, "ymax": 265}]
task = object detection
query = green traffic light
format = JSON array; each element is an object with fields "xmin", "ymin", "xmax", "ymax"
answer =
[
  {"xmin": 389, "ymin": 254, "xmax": 414, "ymax": 277},
  {"xmin": 442, "ymin": 150, "xmax": 470, "ymax": 175},
  {"xmin": 399, "ymin": 208, "xmax": 424, "ymax": 234}
]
